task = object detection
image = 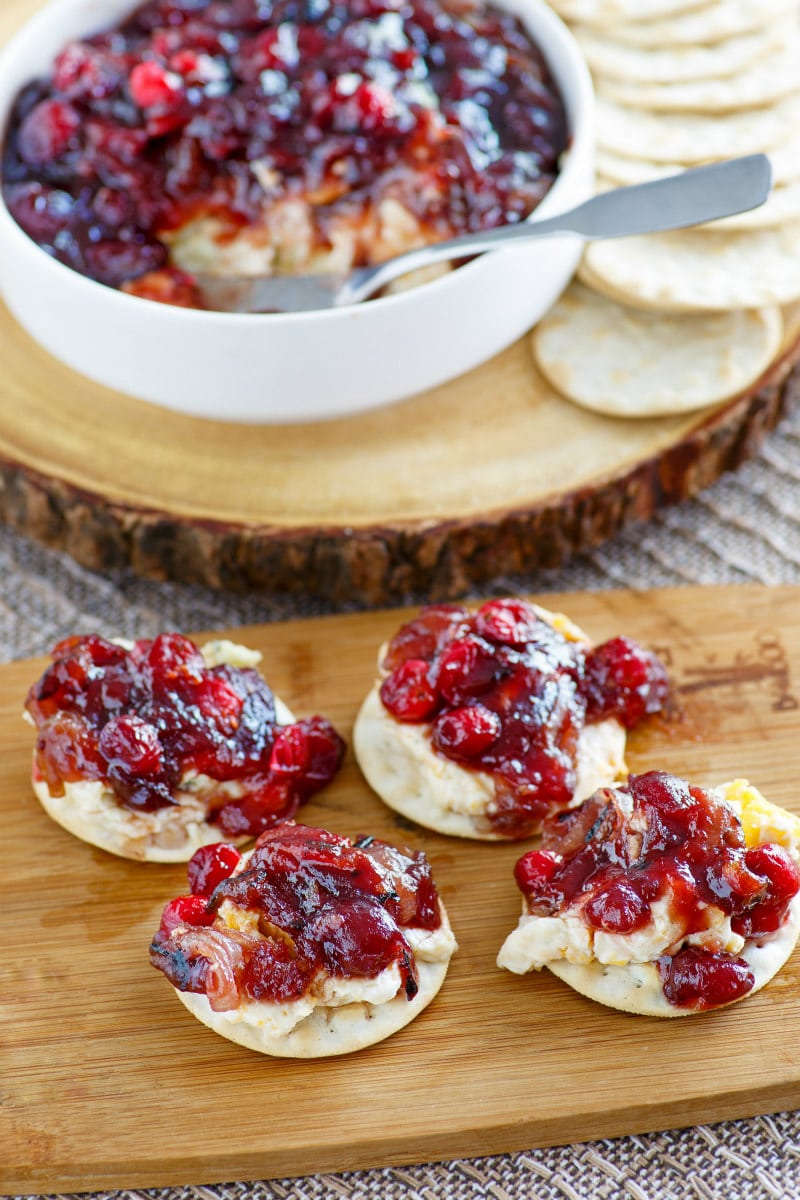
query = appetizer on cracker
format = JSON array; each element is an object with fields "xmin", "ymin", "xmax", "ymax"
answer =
[
  {"xmin": 25, "ymin": 633, "xmax": 345, "ymax": 861},
  {"xmin": 149, "ymin": 823, "xmax": 457, "ymax": 1056},
  {"xmin": 498, "ymin": 774, "xmax": 800, "ymax": 1016},
  {"xmin": 353, "ymin": 599, "xmax": 668, "ymax": 840}
]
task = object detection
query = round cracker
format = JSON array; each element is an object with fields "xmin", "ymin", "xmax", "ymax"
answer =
[
  {"xmin": 576, "ymin": 256, "xmax": 731, "ymax": 316},
  {"xmin": 586, "ymin": 0, "xmax": 797, "ymax": 47},
  {"xmin": 575, "ymin": 255, "xmax": 690, "ymax": 313},
  {"xmin": 575, "ymin": 21, "xmax": 786, "ymax": 84},
  {"xmin": 597, "ymin": 134, "xmax": 800, "ymax": 188},
  {"xmin": 581, "ymin": 224, "xmax": 800, "ymax": 312},
  {"xmin": 531, "ymin": 284, "xmax": 783, "ymax": 418},
  {"xmin": 547, "ymin": 0, "xmax": 709, "ymax": 24},
  {"xmin": 353, "ymin": 605, "xmax": 627, "ymax": 841},
  {"xmin": 548, "ymin": 893, "xmax": 800, "ymax": 1017},
  {"xmin": 596, "ymin": 154, "xmax": 689, "ymax": 187},
  {"xmin": 596, "ymin": 93, "xmax": 800, "ymax": 163},
  {"xmin": 172, "ymin": 903, "xmax": 455, "ymax": 1057},
  {"xmin": 767, "ymin": 131, "xmax": 800, "ymax": 186},
  {"xmin": 597, "ymin": 41, "xmax": 800, "ymax": 113},
  {"xmin": 31, "ymin": 696, "xmax": 296, "ymax": 861}
]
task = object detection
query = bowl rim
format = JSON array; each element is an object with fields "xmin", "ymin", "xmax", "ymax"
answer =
[{"xmin": 0, "ymin": 0, "xmax": 595, "ymax": 329}]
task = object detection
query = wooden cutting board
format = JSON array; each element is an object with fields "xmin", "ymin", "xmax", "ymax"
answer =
[{"xmin": 4, "ymin": 584, "xmax": 800, "ymax": 1195}]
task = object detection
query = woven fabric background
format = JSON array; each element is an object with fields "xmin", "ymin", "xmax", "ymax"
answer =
[{"xmin": 6, "ymin": 403, "xmax": 800, "ymax": 1200}]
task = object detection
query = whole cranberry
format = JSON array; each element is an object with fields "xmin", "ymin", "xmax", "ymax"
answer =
[
  {"xmin": 129, "ymin": 61, "xmax": 184, "ymax": 109},
  {"xmin": 435, "ymin": 635, "xmax": 498, "ymax": 705},
  {"xmin": 185, "ymin": 101, "xmax": 242, "ymax": 160},
  {"xmin": 159, "ymin": 894, "xmax": 215, "ymax": 937},
  {"xmin": 34, "ymin": 712, "xmax": 106, "ymax": 790},
  {"xmin": 27, "ymin": 637, "xmax": 124, "ymax": 723},
  {"xmin": 745, "ymin": 843, "xmax": 800, "ymax": 905},
  {"xmin": 215, "ymin": 778, "xmax": 295, "ymax": 837},
  {"xmin": 582, "ymin": 636, "xmax": 669, "ymax": 729},
  {"xmin": 343, "ymin": 81, "xmax": 400, "ymax": 135},
  {"xmin": 474, "ymin": 599, "xmax": 541, "ymax": 646},
  {"xmin": 187, "ymin": 842, "xmax": 242, "ymax": 896},
  {"xmin": 658, "ymin": 947, "xmax": 754, "ymax": 1010},
  {"xmin": 194, "ymin": 673, "xmax": 243, "ymax": 731},
  {"xmin": 732, "ymin": 843, "xmax": 800, "ymax": 938},
  {"xmin": 433, "ymin": 703, "xmax": 501, "ymax": 759},
  {"xmin": 83, "ymin": 238, "xmax": 169, "ymax": 287},
  {"xmin": 234, "ymin": 27, "xmax": 299, "ymax": 81},
  {"xmin": 146, "ymin": 632, "xmax": 205, "ymax": 676},
  {"xmin": 295, "ymin": 717, "xmax": 346, "ymax": 791},
  {"xmin": 269, "ymin": 725, "xmax": 309, "ymax": 778},
  {"xmin": 53, "ymin": 41, "xmax": 122, "ymax": 100},
  {"xmin": 704, "ymin": 848, "xmax": 765, "ymax": 913},
  {"xmin": 4, "ymin": 183, "xmax": 74, "ymax": 241},
  {"xmin": 380, "ymin": 659, "xmax": 438, "ymax": 721},
  {"xmin": 92, "ymin": 187, "xmax": 133, "ymax": 228},
  {"xmin": 583, "ymin": 877, "xmax": 650, "ymax": 934},
  {"xmin": 98, "ymin": 715, "xmax": 163, "ymax": 776},
  {"xmin": 85, "ymin": 121, "xmax": 150, "ymax": 167},
  {"xmin": 55, "ymin": 635, "xmax": 127, "ymax": 667},
  {"xmin": 381, "ymin": 606, "xmax": 465, "ymax": 672},
  {"xmin": 17, "ymin": 99, "xmax": 80, "ymax": 164},
  {"xmin": 514, "ymin": 848, "xmax": 560, "ymax": 901},
  {"xmin": 169, "ymin": 49, "xmax": 228, "ymax": 87}
]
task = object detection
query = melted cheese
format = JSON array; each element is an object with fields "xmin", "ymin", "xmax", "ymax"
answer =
[
  {"xmin": 721, "ymin": 778, "xmax": 800, "ymax": 857},
  {"xmin": 176, "ymin": 894, "xmax": 458, "ymax": 1055},
  {"xmin": 498, "ymin": 893, "xmax": 743, "ymax": 975},
  {"xmin": 498, "ymin": 778, "xmax": 800, "ymax": 1017}
]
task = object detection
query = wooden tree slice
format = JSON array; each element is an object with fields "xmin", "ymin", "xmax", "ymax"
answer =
[{"xmin": 1, "ymin": 299, "xmax": 799, "ymax": 605}]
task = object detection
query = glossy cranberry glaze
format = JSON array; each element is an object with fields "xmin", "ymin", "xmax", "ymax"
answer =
[
  {"xmin": 656, "ymin": 947, "xmax": 754, "ymax": 1010},
  {"xmin": 2, "ymin": 0, "xmax": 567, "ymax": 305},
  {"xmin": 149, "ymin": 823, "xmax": 442, "ymax": 1007},
  {"xmin": 26, "ymin": 633, "xmax": 345, "ymax": 835},
  {"xmin": 514, "ymin": 771, "xmax": 800, "ymax": 1010},
  {"xmin": 379, "ymin": 600, "xmax": 669, "ymax": 838}
]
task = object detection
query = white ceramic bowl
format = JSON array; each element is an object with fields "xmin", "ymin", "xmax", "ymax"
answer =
[{"xmin": 0, "ymin": 0, "xmax": 594, "ymax": 424}]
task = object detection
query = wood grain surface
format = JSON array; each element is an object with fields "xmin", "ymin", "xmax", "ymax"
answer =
[
  {"xmin": 4, "ymin": 585, "xmax": 800, "ymax": 1194},
  {"xmin": 2, "ymin": 0, "xmax": 800, "ymax": 601},
  {"xmin": 2, "ymin": 300, "xmax": 798, "ymax": 605}
]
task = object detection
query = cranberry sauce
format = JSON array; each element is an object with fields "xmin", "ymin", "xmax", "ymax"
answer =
[
  {"xmin": 514, "ymin": 772, "xmax": 800, "ymax": 1010},
  {"xmin": 379, "ymin": 600, "xmax": 669, "ymax": 838},
  {"xmin": 2, "ymin": 0, "xmax": 567, "ymax": 305},
  {"xmin": 26, "ymin": 633, "xmax": 345, "ymax": 836},
  {"xmin": 149, "ymin": 823, "xmax": 443, "ymax": 1008}
]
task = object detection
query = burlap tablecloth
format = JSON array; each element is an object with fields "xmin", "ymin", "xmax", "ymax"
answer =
[{"xmin": 7, "ymin": 403, "xmax": 800, "ymax": 1200}]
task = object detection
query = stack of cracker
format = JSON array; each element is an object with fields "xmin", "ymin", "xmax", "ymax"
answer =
[{"xmin": 532, "ymin": 0, "xmax": 800, "ymax": 418}]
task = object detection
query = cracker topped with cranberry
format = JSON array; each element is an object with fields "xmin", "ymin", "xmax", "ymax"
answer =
[
  {"xmin": 353, "ymin": 599, "xmax": 669, "ymax": 840},
  {"xmin": 25, "ymin": 633, "xmax": 345, "ymax": 861},
  {"xmin": 498, "ymin": 774, "xmax": 800, "ymax": 1016},
  {"xmin": 149, "ymin": 822, "xmax": 457, "ymax": 1056}
]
